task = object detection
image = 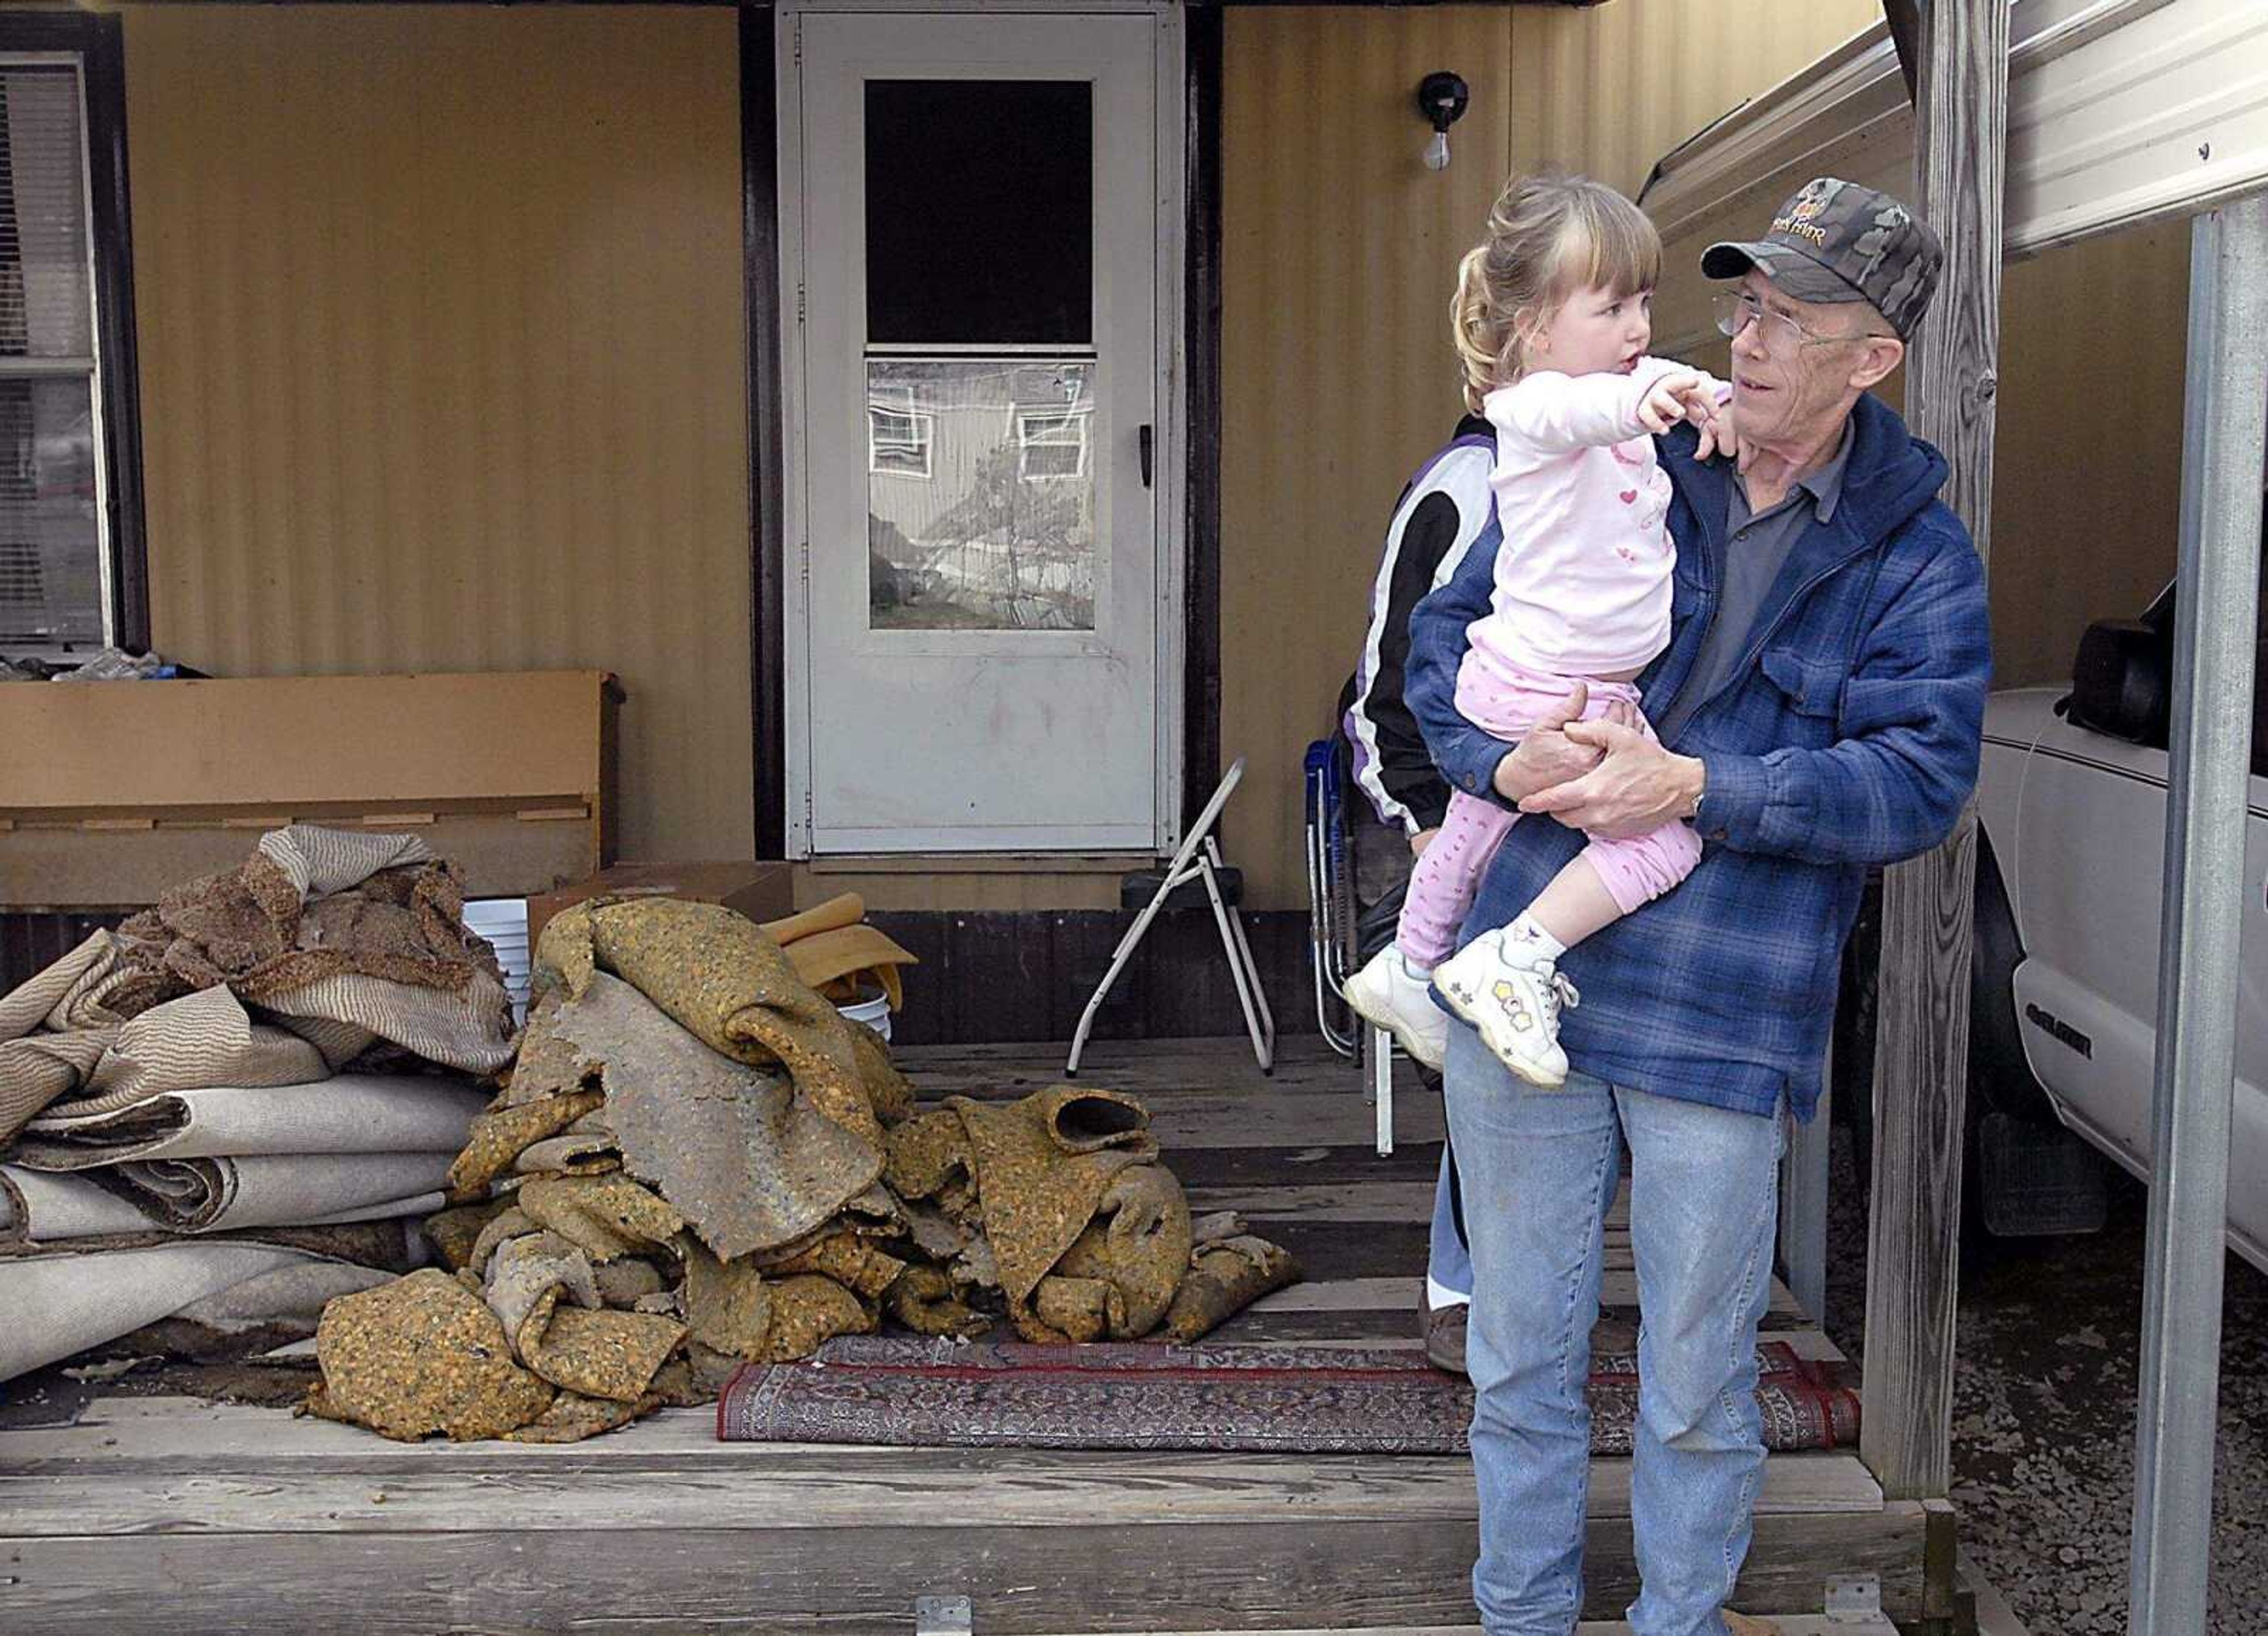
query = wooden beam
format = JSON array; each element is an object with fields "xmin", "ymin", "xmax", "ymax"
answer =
[
  {"xmin": 1860, "ymin": 0, "xmax": 2009, "ymax": 1504},
  {"xmin": 1882, "ymin": 0, "xmax": 1922, "ymax": 106},
  {"xmin": 0, "ymin": 1505, "xmax": 1935, "ymax": 1633}
]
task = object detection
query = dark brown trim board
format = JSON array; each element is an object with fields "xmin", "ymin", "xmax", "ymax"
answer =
[
  {"xmin": 743, "ymin": 8, "xmax": 1220, "ymax": 858},
  {"xmin": 743, "ymin": 4, "xmax": 788, "ymax": 860},
  {"xmin": 1, "ymin": 12, "xmax": 149, "ymax": 654},
  {"xmin": 1182, "ymin": 4, "xmax": 1224, "ymax": 832},
  {"xmin": 870, "ymin": 908, "xmax": 1311, "ymax": 1047}
]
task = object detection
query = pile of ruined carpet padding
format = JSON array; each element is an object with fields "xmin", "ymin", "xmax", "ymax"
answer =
[{"xmin": 306, "ymin": 896, "xmax": 1299, "ymax": 1443}]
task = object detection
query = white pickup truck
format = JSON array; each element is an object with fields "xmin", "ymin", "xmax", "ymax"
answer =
[
  {"xmin": 1832, "ymin": 581, "xmax": 2259, "ymax": 1270},
  {"xmin": 1960, "ymin": 579, "xmax": 2266, "ymax": 1272}
]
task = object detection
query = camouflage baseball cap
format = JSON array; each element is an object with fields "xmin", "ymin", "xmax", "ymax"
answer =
[{"xmin": 1702, "ymin": 177, "xmax": 1944, "ymax": 340}]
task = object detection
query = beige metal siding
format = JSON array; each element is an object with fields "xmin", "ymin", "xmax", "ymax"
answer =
[
  {"xmin": 1221, "ymin": 2, "xmax": 1886, "ymax": 909},
  {"xmin": 1989, "ymin": 220, "xmax": 2189, "ymax": 687},
  {"xmin": 125, "ymin": 5, "xmax": 752, "ymax": 863},
  {"xmin": 1506, "ymin": 0, "xmax": 1881, "ymax": 200},
  {"xmin": 1219, "ymin": 6, "xmax": 1515, "ymax": 912}
]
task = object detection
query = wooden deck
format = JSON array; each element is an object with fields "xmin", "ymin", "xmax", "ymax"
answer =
[{"xmin": 0, "ymin": 1037, "xmax": 1935, "ymax": 1635}]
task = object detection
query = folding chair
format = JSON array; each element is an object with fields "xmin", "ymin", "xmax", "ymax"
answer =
[
  {"xmin": 1065, "ymin": 756, "xmax": 1275, "ymax": 1078},
  {"xmin": 1304, "ymin": 736, "xmax": 1402, "ymax": 1155}
]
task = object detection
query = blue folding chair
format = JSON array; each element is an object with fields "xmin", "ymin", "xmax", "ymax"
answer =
[{"xmin": 1305, "ymin": 736, "xmax": 1400, "ymax": 1153}]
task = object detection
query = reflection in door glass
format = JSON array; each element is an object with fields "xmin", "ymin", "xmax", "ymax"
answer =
[{"xmin": 868, "ymin": 360, "xmax": 1096, "ymax": 631}]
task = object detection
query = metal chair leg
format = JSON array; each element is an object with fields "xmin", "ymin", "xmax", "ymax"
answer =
[
  {"xmin": 1199, "ymin": 840, "xmax": 1273, "ymax": 1076},
  {"xmin": 1371, "ymin": 1025, "xmax": 1395, "ymax": 1155},
  {"xmin": 1065, "ymin": 858, "xmax": 1191, "ymax": 1077}
]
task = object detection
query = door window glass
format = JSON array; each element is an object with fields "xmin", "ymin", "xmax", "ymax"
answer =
[
  {"xmin": 865, "ymin": 80, "xmax": 1091, "ymax": 346},
  {"xmin": 868, "ymin": 359, "xmax": 1095, "ymax": 630}
]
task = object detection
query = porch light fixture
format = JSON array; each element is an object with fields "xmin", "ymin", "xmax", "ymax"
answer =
[{"xmin": 1417, "ymin": 71, "xmax": 1469, "ymax": 172}]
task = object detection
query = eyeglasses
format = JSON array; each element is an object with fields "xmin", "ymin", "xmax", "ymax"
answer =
[{"xmin": 1713, "ymin": 290, "xmax": 1893, "ymax": 355}]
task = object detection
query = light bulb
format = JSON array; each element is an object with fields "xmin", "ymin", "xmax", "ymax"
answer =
[{"xmin": 1423, "ymin": 130, "xmax": 1450, "ymax": 171}]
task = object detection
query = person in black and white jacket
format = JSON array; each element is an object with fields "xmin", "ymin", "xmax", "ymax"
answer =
[
  {"xmin": 1335, "ymin": 414, "xmax": 1498, "ymax": 1374},
  {"xmin": 1341, "ymin": 417, "xmax": 1498, "ymax": 871}
]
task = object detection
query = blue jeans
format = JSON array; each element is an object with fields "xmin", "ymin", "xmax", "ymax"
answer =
[
  {"xmin": 1428, "ymin": 1142, "xmax": 1474, "ymax": 1304},
  {"xmin": 1443, "ymin": 1029, "xmax": 1786, "ymax": 1636}
]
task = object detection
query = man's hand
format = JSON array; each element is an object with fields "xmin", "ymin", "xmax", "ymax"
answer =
[
  {"xmin": 1638, "ymin": 369, "xmax": 1707, "ymax": 435},
  {"xmin": 1493, "ymin": 683, "xmax": 1606, "ymax": 803},
  {"xmin": 1518, "ymin": 719, "xmax": 1704, "ymax": 839},
  {"xmin": 1692, "ymin": 392, "xmax": 1742, "ymax": 464}
]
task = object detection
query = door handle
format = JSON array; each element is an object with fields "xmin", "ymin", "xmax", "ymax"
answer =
[{"xmin": 1139, "ymin": 424, "xmax": 1153, "ymax": 489}]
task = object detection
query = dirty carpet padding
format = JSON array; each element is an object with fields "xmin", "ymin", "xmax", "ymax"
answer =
[
  {"xmin": 0, "ymin": 824, "xmax": 516, "ymax": 1144},
  {"xmin": 506, "ymin": 970, "xmax": 881, "ymax": 1260},
  {"xmin": 305, "ymin": 896, "xmax": 1298, "ymax": 1445},
  {"xmin": 941, "ymin": 1087, "xmax": 1169, "ymax": 1341},
  {"xmin": 535, "ymin": 897, "xmax": 882, "ymax": 1149},
  {"xmin": 310, "ymin": 1267, "xmax": 555, "ymax": 1441},
  {"xmin": 718, "ymin": 1337, "xmax": 1863, "ymax": 1455}
]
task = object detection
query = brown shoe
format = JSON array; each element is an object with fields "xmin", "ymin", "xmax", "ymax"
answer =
[
  {"xmin": 1720, "ymin": 1612, "xmax": 1781, "ymax": 1636},
  {"xmin": 1420, "ymin": 1296, "xmax": 1468, "ymax": 1376}
]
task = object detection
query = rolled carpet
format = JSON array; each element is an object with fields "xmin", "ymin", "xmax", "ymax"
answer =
[
  {"xmin": 0, "ymin": 1242, "xmax": 392, "ymax": 1384},
  {"xmin": 12, "ymin": 1074, "xmax": 490, "ymax": 1171},
  {"xmin": 1, "ymin": 1152, "xmax": 457, "ymax": 1237}
]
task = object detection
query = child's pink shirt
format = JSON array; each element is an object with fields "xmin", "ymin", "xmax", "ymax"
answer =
[{"xmin": 1463, "ymin": 357, "xmax": 1721, "ymax": 696}]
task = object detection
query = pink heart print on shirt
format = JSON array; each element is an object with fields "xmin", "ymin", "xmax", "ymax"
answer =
[{"xmin": 1619, "ymin": 489, "xmax": 1638, "ymax": 504}]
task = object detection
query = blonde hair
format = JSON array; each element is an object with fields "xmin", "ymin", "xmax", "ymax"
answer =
[{"xmin": 1452, "ymin": 173, "xmax": 1663, "ymax": 413}]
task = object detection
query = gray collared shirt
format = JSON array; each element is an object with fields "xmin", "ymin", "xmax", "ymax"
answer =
[{"xmin": 1656, "ymin": 419, "xmax": 1856, "ymax": 744}]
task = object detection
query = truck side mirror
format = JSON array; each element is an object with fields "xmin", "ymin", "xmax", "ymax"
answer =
[{"xmin": 2065, "ymin": 618, "xmax": 2171, "ymax": 747}]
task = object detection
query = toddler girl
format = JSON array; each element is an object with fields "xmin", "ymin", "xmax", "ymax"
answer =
[{"xmin": 1345, "ymin": 174, "xmax": 1723, "ymax": 1087}]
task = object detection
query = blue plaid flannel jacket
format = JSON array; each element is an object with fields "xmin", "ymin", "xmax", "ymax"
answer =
[{"xmin": 1406, "ymin": 390, "xmax": 1991, "ymax": 1121}]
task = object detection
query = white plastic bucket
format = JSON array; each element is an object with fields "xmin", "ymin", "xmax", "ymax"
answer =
[{"xmin": 836, "ymin": 990, "xmax": 892, "ymax": 1044}]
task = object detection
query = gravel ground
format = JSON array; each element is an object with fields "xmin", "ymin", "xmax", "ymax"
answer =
[{"xmin": 1820, "ymin": 1123, "xmax": 2268, "ymax": 1635}]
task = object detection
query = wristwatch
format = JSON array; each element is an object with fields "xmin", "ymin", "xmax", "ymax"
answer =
[{"xmin": 1687, "ymin": 758, "xmax": 1708, "ymax": 824}]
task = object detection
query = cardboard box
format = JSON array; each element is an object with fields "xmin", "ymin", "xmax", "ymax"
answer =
[
  {"xmin": 0, "ymin": 670, "xmax": 620, "ymax": 907},
  {"xmin": 524, "ymin": 861, "xmax": 797, "ymax": 952}
]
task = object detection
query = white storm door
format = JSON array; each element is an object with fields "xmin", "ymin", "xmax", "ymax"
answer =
[{"xmin": 788, "ymin": 12, "xmax": 1170, "ymax": 855}]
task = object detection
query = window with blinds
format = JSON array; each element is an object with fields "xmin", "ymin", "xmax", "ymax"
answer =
[{"xmin": 0, "ymin": 62, "xmax": 105, "ymax": 651}]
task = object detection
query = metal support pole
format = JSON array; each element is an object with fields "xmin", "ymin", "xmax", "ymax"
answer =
[{"xmin": 2128, "ymin": 189, "xmax": 2268, "ymax": 1636}]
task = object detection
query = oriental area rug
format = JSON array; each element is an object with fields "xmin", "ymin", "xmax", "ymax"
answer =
[{"xmin": 716, "ymin": 1335, "xmax": 1861, "ymax": 1455}]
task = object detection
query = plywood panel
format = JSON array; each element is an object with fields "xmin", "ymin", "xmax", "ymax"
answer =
[
  {"xmin": 1221, "ymin": 2, "xmax": 1885, "ymax": 908},
  {"xmin": 124, "ymin": 6, "xmax": 752, "ymax": 863}
]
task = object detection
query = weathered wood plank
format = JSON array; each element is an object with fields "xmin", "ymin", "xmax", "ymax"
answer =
[
  {"xmin": 1050, "ymin": 1620, "xmax": 1900, "ymax": 1636},
  {"xmin": 898, "ymin": 1089, "xmax": 1448, "ymax": 1152},
  {"xmin": 897, "ymin": 1035, "xmax": 1399, "ymax": 1097},
  {"xmin": 1249, "ymin": 1273, "xmax": 1799, "ymax": 1317},
  {"xmin": 1257, "ymin": 1220, "xmax": 1430, "ymax": 1279},
  {"xmin": 1187, "ymin": 1182, "xmax": 1438, "ymax": 1222},
  {"xmin": 0, "ymin": 1503, "xmax": 1930, "ymax": 1632},
  {"xmin": 4, "ymin": 1389, "xmax": 1859, "ymax": 1497},
  {"xmin": 1166, "ymin": 1142, "xmax": 1443, "ymax": 1187},
  {"xmin": 0, "ymin": 1450, "xmax": 1881, "ymax": 1536},
  {"xmin": 1863, "ymin": 0, "xmax": 2008, "ymax": 1507}
]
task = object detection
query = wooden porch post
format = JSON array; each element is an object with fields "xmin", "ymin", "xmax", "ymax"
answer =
[{"xmin": 1860, "ymin": 0, "xmax": 2008, "ymax": 1508}]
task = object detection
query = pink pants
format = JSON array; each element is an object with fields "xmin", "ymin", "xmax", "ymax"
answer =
[{"xmin": 1397, "ymin": 660, "xmax": 1703, "ymax": 967}]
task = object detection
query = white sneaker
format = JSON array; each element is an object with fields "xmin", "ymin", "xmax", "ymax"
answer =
[
  {"xmin": 1342, "ymin": 945, "xmax": 1449, "ymax": 1070},
  {"xmin": 1433, "ymin": 928, "xmax": 1581, "ymax": 1089}
]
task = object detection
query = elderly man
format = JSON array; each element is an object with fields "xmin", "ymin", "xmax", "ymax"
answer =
[{"xmin": 1406, "ymin": 177, "xmax": 1990, "ymax": 1635}]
